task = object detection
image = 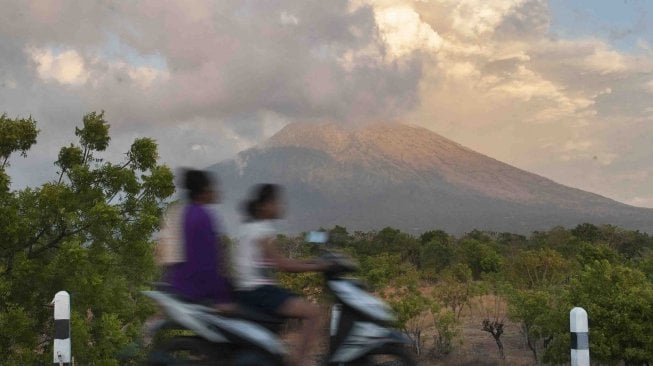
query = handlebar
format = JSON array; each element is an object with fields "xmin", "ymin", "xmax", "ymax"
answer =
[
  {"xmin": 319, "ymin": 248, "xmax": 359, "ymax": 274},
  {"xmin": 306, "ymin": 231, "xmax": 359, "ymax": 274}
]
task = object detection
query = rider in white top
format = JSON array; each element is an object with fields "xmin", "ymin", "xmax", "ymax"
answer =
[
  {"xmin": 232, "ymin": 184, "xmax": 328, "ymax": 366},
  {"xmin": 233, "ymin": 220, "xmax": 277, "ymax": 290}
]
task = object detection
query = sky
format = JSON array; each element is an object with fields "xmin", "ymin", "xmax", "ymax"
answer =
[{"xmin": 1, "ymin": 0, "xmax": 652, "ymax": 208}]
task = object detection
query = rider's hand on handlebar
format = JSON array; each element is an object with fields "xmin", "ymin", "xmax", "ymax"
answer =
[{"xmin": 307, "ymin": 259, "xmax": 332, "ymax": 272}]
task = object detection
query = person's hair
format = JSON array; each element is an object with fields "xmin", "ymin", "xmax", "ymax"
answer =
[
  {"xmin": 183, "ymin": 169, "xmax": 214, "ymax": 201},
  {"xmin": 242, "ymin": 183, "xmax": 281, "ymax": 221}
]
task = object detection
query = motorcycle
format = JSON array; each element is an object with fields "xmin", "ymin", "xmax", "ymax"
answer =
[{"xmin": 143, "ymin": 231, "xmax": 416, "ymax": 365}]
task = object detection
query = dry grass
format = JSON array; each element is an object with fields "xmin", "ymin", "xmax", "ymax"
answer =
[
  {"xmin": 422, "ymin": 295, "xmax": 535, "ymax": 366},
  {"xmin": 282, "ymin": 295, "xmax": 537, "ymax": 366}
]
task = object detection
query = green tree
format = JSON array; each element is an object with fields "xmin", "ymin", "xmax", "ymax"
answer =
[
  {"xmin": 458, "ymin": 239, "xmax": 502, "ymax": 279},
  {"xmin": 640, "ymin": 251, "xmax": 653, "ymax": 281},
  {"xmin": 528, "ymin": 226, "xmax": 579, "ymax": 257},
  {"xmin": 0, "ymin": 113, "xmax": 39, "ymax": 170},
  {"xmin": 429, "ymin": 303, "xmax": 459, "ymax": 358},
  {"xmin": 567, "ymin": 260, "xmax": 653, "ymax": 364},
  {"xmin": 598, "ymin": 225, "xmax": 651, "ymax": 259},
  {"xmin": 418, "ymin": 236, "xmax": 453, "ymax": 281},
  {"xmin": 433, "ymin": 263, "xmax": 473, "ymax": 320},
  {"xmin": 419, "ymin": 230, "xmax": 449, "ymax": 245},
  {"xmin": 507, "ymin": 288, "xmax": 563, "ymax": 364},
  {"xmin": 508, "ymin": 248, "xmax": 570, "ymax": 289},
  {"xmin": 384, "ymin": 265, "xmax": 429, "ymax": 358},
  {"xmin": 327, "ymin": 225, "xmax": 351, "ymax": 248},
  {"xmin": 571, "ymin": 223, "xmax": 601, "ymax": 243},
  {"xmin": 373, "ymin": 227, "xmax": 420, "ymax": 265},
  {"xmin": 0, "ymin": 112, "xmax": 174, "ymax": 364},
  {"xmin": 575, "ymin": 242, "xmax": 620, "ymax": 267},
  {"xmin": 359, "ymin": 253, "xmax": 406, "ymax": 289}
]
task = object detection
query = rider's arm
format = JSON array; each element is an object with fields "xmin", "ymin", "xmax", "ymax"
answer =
[{"xmin": 260, "ymin": 237, "xmax": 328, "ymax": 273}]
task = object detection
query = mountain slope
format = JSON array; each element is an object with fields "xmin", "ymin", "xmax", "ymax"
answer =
[{"xmin": 210, "ymin": 123, "xmax": 653, "ymax": 234}]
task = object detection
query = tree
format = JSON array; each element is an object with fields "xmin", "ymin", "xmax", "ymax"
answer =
[
  {"xmin": 374, "ymin": 227, "xmax": 420, "ymax": 266},
  {"xmin": 598, "ymin": 225, "xmax": 651, "ymax": 259},
  {"xmin": 528, "ymin": 226, "xmax": 577, "ymax": 256},
  {"xmin": 0, "ymin": 113, "xmax": 38, "ymax": 170},
  {"xmin": 479, "ymin": 283, "xmax": 508, "ymax": 363},
  {"xmin": 429, "ymin": 303, "xmax": 459, "ymax": 358},
  {"xmin": 0, "ymin": 112, "xmax": 174, "ymax": 364},
  {"xmin": 419, "ymin": 230, "xmax": 449, "ymax": 245},
  {"xmin": 508, "ymin": 248, "xmax": 570, "ymax": 289},
  {"xmin": 575, "ymin": 242, "xmax": 620, "ymax": 267},
  {"xmin": 571, "ymin": 223, "xmax": 601, "ymax": 243},
  {"xmin": 458, "ymin": 238, "xmax": 502, "ymax": 279},
  {"xmin": 359, "ymin": 253, "xmax": 406, "ymax": 290},
  {"xmin": 433, "ymin": 263, "xmax": 473, "ymax": 320},
  {"xmin": 640, "ymin": 251, "xmax": 653, "ymax": 281},
  {"xmin": 418, "ymin": 237, "xmax": 453, "ymax": 281},
  {"xmin": 566, "ymin": 260, "xmax": 653, "ymax": 364},
  {"xmin": 507, "ymin": 288, "xmax": 560, "ymax": 364},
  {"xmin": 385, "ymin": 265, "xmax": 429, "ymax": 358},
  {"xmin": 481, "ymin": 318, "xmax": 505, "ymax": 361},
  {"xmin": 327, "ymin": 225, "xmax": 351, "ymax": 248}
]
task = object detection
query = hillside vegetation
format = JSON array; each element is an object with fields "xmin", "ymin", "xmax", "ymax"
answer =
[{"xmin": 275, "ymin": 224, "xmax": 653, "ymax": 365}]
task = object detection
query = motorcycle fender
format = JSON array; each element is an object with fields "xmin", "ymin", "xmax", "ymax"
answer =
[
  {"xmin": 329, "ymin": 323, "xmax": 409, "ymax": 363},
  {"xmin": 381, "ymin": 329, "xmax": 412, "ymax": 345}
]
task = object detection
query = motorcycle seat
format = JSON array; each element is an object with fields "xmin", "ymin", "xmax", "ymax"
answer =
[
  {"xmin": 150, "ymin": 282, "xmax": 284, "ymax": 328},
  {"xmin": 225, "ymin": 307, "xmax": 285, "ymax": 325}
]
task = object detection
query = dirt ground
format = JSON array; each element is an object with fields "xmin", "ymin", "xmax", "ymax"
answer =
[
  {"xmin": 427, "ymin": 295, "xmax": 535, "ymax": 366},
  {"xmin": 283, "ymin": 295, "xmax": 537, "ymax": 366}
]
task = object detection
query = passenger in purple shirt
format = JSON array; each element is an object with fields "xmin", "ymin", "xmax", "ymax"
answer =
[{"xmin": 167, "ymin": 169, "xmax": 234, "ymax": 310}]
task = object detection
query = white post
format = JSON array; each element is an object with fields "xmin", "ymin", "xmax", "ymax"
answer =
[
  {"xmin": 570, "ymin": 307, "xmax": 589, "ymax": 366},
  {"xmin": 52, "ymin": 291, "xmax": 71, "ymax": 366}
]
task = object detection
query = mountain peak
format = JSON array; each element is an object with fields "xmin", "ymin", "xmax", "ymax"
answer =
[
  {"xmin": 264, "ymin": 122, "xmax": 354, "ymax": 155},
  {"xmin": 263, "ymin": 122, "xmax": 553, "ymax": 202},
  {"xmin": 264, "ymin": 122, "xmax": 475, "ymax": 169},
  {"xmin": 212, "ymin": 122, "xmax": 653, "ymax": 234}
]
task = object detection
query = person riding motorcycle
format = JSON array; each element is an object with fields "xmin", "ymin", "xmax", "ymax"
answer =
[
  {"xmin": 232, "ymin": 184, "xmax": 328, "ymax": 366},
  {"xmin": 165, "ymin": 169, "xmax": 235, "ymax": 311}
]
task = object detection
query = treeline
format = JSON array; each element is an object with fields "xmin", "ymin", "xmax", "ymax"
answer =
[{"xmin": 272, "ymin": 224, "xmax": 653, "ymax": 365}]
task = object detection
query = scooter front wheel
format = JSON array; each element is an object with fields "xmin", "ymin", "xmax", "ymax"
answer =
[
  {"xmin": 357, "ymin": 345, "xmax": 417, "ymax": 366},
  {"xmin": 146, "ymin": 336, "xmax": 226, "ymax": 365}
]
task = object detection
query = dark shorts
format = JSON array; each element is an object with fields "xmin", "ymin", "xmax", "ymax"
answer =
[{"xmin": 236, "ymin": 285, "xmax": 299, "ymax": 315}]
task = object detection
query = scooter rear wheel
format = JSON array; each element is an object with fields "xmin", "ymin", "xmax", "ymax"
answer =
[
  {"xmin": 232, "ymin": 349, "xmax": 278, "ymax": 366},
  {"xmin": 357, "ymin": 345, "xmax": 417, "ymax": 366}
]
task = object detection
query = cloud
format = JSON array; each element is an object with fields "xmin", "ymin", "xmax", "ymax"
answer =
[
  {"xmin": 402, "ymin": 0, "xmax": 653, "ymax": 206},
  {"xmin": 451, "ymin": 0, "xmax": 530, "ymax": 39},
  {"xmin": 7, "ymin": 1, "xmax": 436, "ymax": 131},
  {"xmin": 26, "ymin": 46, "xmax": 169, "ymax": 89},
  {"xmin": 29, "ymin": 48, "xmax": 89, "ymax": 85},
  {"xmin": 626, "ymin": 196, "xmax": 653, "ymax": 208},
  {"xmin": 372, "ymin": 4, "xmax": 442, "ymax": 60},
  {"xmin": 280, "ymin": 11, "xmax": 300, "ymax": 26},
  {"xmin": 646, "ymin": 79, "xmax": 653, "ymax": 92},
  {"xmin": 1, "ymin": 0, "xmax": 653, "ymax": 208}
]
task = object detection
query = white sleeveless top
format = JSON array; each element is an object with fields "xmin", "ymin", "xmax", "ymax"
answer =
[{"xmin": 232, "ymin": 220, "xmax": 277, "ymax": 290}]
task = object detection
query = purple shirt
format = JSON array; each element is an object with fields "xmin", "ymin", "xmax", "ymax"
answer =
[{"xmin": 168, "ymin": 203, "xmax": 232, "ymax": 304}]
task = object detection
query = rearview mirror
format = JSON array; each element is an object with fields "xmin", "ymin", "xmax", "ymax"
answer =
[{"xmin": 306, "ymin": 231, "xmax": 329, "ymax": 244}]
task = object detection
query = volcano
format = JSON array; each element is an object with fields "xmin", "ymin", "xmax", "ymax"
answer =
[{"xmin": 210, "ymin": 123, "xmax": 653, "ymax": 234}]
